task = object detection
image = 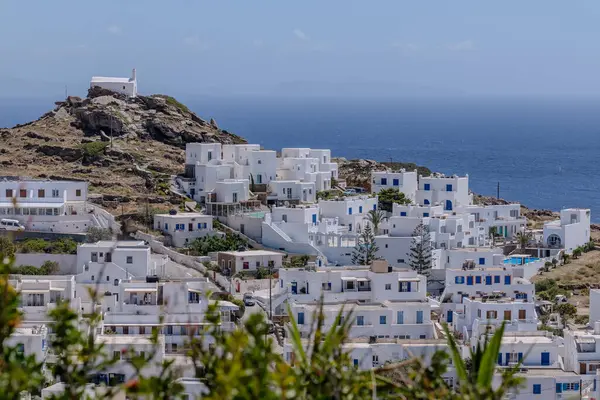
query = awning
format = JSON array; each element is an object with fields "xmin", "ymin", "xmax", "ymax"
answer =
[
  {"xmin": 50, "ymin": 287, "xmax": 65, "ymax": 291},
  {"xmin": 104, "ymin": 323, "xmax": 159, "ymax": 326},
  {"xmin": 124, "ymin": 288, "xmax": 157, "ymax": 292},
  {"xmin": 341, "ymin": 277, "xmax": 357, "ymax": 281},
  {"xmin": 21, "ymin": 289, "xmax": 49, "ymax": 293},
  {"xmin": 0, "ymin": 202, "xmax": 64, "ymax": 208},
  {"xmin": 398, "ymin": 278, "xmax": 420, "ymax": 282},
  {"xmin": 187, "ymin": 288, "xmax": 203, "ymax": 293},
  {"xmin": 356, "ymin": 278, "xmax": 370, "ymax": 282}
]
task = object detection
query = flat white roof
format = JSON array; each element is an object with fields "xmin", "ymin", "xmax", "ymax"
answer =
[
  {"xmin": 0, "ymin": 201, "xmax": 64, "ymax": 208},
  {"xmin": 98, "ymin": 335, "xmax": 154, "ymax": 345},
  {"xmin": 220, "ymin": 250, "xmax": 283, "ymax": 257},
  {"xmin": 154, "ymin": 213, "xmax": 210, "ymax": 219},
  {"xmin": 91, "ymin": 76, "xmax": 131, "ymax": 83},
  {"xmin": 80, "ymin": 240, "xmax": 146, "ymax": 248}
]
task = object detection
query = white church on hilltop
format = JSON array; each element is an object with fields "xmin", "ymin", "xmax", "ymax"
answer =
[{"xmin": 90, "ymin": 68, "xmax": 137, "ymax": 97}]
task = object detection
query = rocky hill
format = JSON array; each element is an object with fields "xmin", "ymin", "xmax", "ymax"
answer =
[{"xmin": 0, "ymin": 88, "xmax": 246, "ymax": 207}]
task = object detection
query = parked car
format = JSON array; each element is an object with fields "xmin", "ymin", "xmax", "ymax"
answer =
[
  {"xmin": 0, "ymin": 219, "xmax": 25, "ymax": 232},
  {"xmin": 243, "ymin": 293, "xmax": 255, "ymax": 306}
]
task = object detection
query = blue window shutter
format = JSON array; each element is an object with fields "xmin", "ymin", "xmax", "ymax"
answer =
[
  {"xmin": 359, "ymin": 206, "xmax": 363, "ymax": 213},
  {"xmin": 494, "ymin": 275, "xmax": 500, "ymax": 283},
  {"xmin": 505, "ymin": 353, "xmax": 510, "ymax": 366},
  {"xmin": 486, "ymin": 276, "xmax": 492, "ymax": 285},
  {"xmin": 354, "ymin": 359, "xmax": 359, "ymax": 366},
  {"xmin": 381, "ymin": 178, "xmax": 387, "ymax": 185},
  {"xmin": 497, "ymin": 353, "xmax": 502, "ymax": 365},
  {"xmin": 541, "ymin": 352, "xmax": 550, "ymax": 366},
  {"xmin": 446, "ymin": 184, "xmax": 452, "ymax": 191},
  {"xmin": 280, "ymin": 279, "xmax": 283, "ymax": 288},
  {"xmin": 479, "ymin": 257, "xmax": 485, "ymax": 265},
  {"xmin": 424, "ymin": 183, "xmax": 430, "ymax": 191},
  {"xmin": 467, "ymin": 276, "xmax": 473, "ymax": 286},
  {"xmin": 574, "ymin": 383, "xmax": 580, "ymax": 391},
  {"xmin": 505, "ymin": 275, "xmax": 511, "ymax": 285},
  {"xmin": 475, "ymin": 276, "xmax": 481, "ymax": 284},
  {"xmin": 401, "ymin": 212, "xmax": 407, "ymax": 216},
  {"xmin": 455, "ymin": 277, "xmax": 460, "ymax": 284},
  {"xmin": 556, "ymin": 383, "xmax": 562, "ymax": 393},
  {"xmin": 165, "ymin": 223, "xmax": 168, "ymax": 230},
  {"xmin": 349, "ymin": 207, "xmax": 352, "ymax": 215},
  {"xmin": 533, "ymin": 384, "xmax": 541, "ymax": 394},
  {"xmin": 562, "ymin": 383, "xmax": 568, "ymax": 391},
  {"xmin": 393, "ymin": 179, "xmax": 399, "ymax": 186},
  {"xmin": 397, "ymin": 311, "xmax": 404, "ymax": 324},
  {"xmin": 297, "ymin": 312, "xmax": 304, "ymax": 325},
  {"xmin": 407, "ymin": 282, "xmax": 411, "ymax": 291}
]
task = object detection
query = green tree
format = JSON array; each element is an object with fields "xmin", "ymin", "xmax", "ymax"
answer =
[
  {"xmin": 556, "ymin": 303, "xmax": 577, "ymax": 326},
  {"xmin": 351, "ymin": 224, "xmax": 379, "ymax": 265},
  {"xmin": 366, "ymin": 209, "xmax": 385, "ymax": 234},
  {"xmin": 408, "ymin": 223, "xmax": 432, "ymax": 276},
  {"xmin": 377, "ymin": 188, "xmax": 411, "ymax": 212},
  {"xmin": 488, "ymin": 227, "xmax": 496, "ymax": 247},
  {"xmin": 0, "ymin": 236, "xmax": 15, "ymax": 258},
  {"xmin": 87, "ymin": 226, "xmax": 113, "ymax": 243}
]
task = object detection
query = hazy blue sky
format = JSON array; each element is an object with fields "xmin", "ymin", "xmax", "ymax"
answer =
[{"xmin": 2, "ymin": 0, "xmax": 600, "ymax": 98}]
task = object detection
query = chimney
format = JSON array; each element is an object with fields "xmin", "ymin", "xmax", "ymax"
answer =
[
  {"xmin": 594, "ymin": 321, "xmax": 600, "ymax": 335},
  {"xmin": 370, "ymin": 259, "xmax": 389, "ymax": 273},
  {"xmin": 131, "ymin": 68, "xmax": 137, "ymax": 82}
]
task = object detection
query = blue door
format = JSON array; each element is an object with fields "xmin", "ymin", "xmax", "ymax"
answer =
[
  {"xmin": 467, "ymin": 276, "xmax": 474, "ymax": 286},
  {"xmin": 291, "ymin": 282, "xmax": 297, "ymax": 294},
  {"xmin": 541, "ymin": 352, "xmax": 550, "ymax": 366},
  {"xmin": 485, "ymin": 276, "xmax": 492, "ymax": 285},
  {"xmin": 297, "ymin": 312, "xmax": 304, "ymax": 325},
  {"xmin": 312, "ymin": 214, "xmax": 317, "ymax": 224},
  {"xmin": 445, "ymin": 200, "xmax": 453, "ymax": 211},
  {"xmin": 447, "ymin": 310, "xmax": 453, "ymax": 323}
]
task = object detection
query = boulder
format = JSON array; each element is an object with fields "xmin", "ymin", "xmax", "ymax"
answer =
[{"xmin": 36, "ymin": 145, "xmax": 83, "ymax": 162}]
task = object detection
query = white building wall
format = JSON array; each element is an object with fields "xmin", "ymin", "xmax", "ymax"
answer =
[{"xmin": 371, "ymin": 171, "xmax": 418, "ymax": 200}]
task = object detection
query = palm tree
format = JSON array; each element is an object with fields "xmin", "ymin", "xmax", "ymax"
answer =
[
  {"xmin": 366, "ymin": 209, "xmax": 385, "ymax": 234},
  {"xmin": 515, "ymin": 231, "xmax": 532, "ymax": 250},
  {"xmin": 488, "ymin": 227, "xmax": 496, "ymax": 248}
]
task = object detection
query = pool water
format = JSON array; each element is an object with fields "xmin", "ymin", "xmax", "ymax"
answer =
[{"xmin": 503, "ymin": 257, "xmax": 540, "ymax": 265}]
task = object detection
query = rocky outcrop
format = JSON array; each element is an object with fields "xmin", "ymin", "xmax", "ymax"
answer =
[
  {"xmin": 335, "ymin": 158, "xmax": 431, "ymax": 190},
  {"xmin": 35, "ymin": 145, "xmax": 83, "ymax": 162}
]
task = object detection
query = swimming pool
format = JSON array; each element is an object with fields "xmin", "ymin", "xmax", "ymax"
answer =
[{"xmin": 503, "ymin": 257, "xmax": 540, "ymax": 265}]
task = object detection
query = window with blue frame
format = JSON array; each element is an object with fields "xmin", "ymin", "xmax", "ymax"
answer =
[
  {"xmin": 164, "ymin": 223, "xmax": 168, "ymax": 230},
  {"xmin": 359, "ymin": 206, "xmax": 363, "ymax": 213},
  {"xmin": 475, "ymin": 276, "xmax": 482, "ymax": 284},
  {"xmin": 467, "ymin": 276, "xmax": 474, "ymax": 286},
  {"xmin": 379, "ymin": 315, "xmax": 387, "ymax": 325},
  {"xmin": 494, "ymin": 275, "xmax": 500, "ymax": 283},
  {"xmin": 424, "ymin": 199, "xmax": 430, "ymax": 205},
  {"xmin": 485, "ymin": 276, "xmax": 492, "ymax": 285},
  {"xmin": 348, "ymin": 207, "xmax": 353, "ymax": 215},
  {"xmin": 381, "ymin": 178, "xmax": 387, "ymax": 185},
  {"xmin": 400, "ymin": 212, "xmax": 407, "ymax": 216},
  {"xmin": 446, "ymin": 184, "xmax": 453, "ymax": 191},
  {"xmin": 416, "ymin": 310, "xmax": 424, "ymax": 324},
  {"xmin": 297, "ymin": 312, "xmax": 304, "ymax": 325},
  {"xmin": 397, "ymin": 311, "xmax": 404, "ymax": 324},
  {"xmin": 505, "ymin": 275, "xmax": 511, "ymax": 285},
  {"xmin": 423, "ymin": 212, "xmax": 430, "ymax": 217},
  {"xmin": 356, "ymin": 316, "xmax": 364, "ymax": 326},
  {"xmin": 541, "ymin": 352, "xmax": 550, "ymax": 366},
  {"xmin": 455, "ymin": 276, "xmax": 465, "ymax": 284},
  {"xmin": 424, "ymin": 183, "xmax": 431, "ymax": 191},
  {"xmin": 393, "ymin": 179, "xmax": 399, "ymax": 186},
  {"xmin": 533, "ymin": 384, "xmax": 541, "ymax": 394},
  {"xmin": 479, "ymin": 257, "xmax": 485, "ymax": 265},
  {"xmin": 354, "ymin": 359, "xmax": 359, "ymax": 367}
]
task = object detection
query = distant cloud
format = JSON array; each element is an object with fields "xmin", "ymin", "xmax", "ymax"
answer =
[
  {"xmin": 447, "ymin": 40, "xmax": 475, "ymax": 51},
  {"xmin": 107, "ymin": 25, "xmax": 122, "ymax": 35},
  {"xmin": 293, "ymin": 29, "xmax": 308, "ymax": 41},
  {"xmin": 183, "ymin": 36, "xmax": 211, "ymax": 51}
]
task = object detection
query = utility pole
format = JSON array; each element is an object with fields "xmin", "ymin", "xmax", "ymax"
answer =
[
  {"xmin": 269, "ymin": 263, "xmax": 273, "ymax": 322},
  {"xmin": 497, "ymin": 182, "xmax": 500, "ymax": 200},
  {"xmin": 110, "ymin": 114, "xmax": 113, "ymax": 149},
  {"xmin": 65, "ymin": 85, "xmax": 68, "ymax": 99}
]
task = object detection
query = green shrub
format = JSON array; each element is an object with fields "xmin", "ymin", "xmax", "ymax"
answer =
[
  {"xmin": 164, "ymin": 96, "xmax": 190, "ymax": 114},
  {"xmin": 81, "ymin": 141, "xmax": 109, "ymax": 157}
]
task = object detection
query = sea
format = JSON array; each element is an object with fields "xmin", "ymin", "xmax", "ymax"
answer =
[{"xmin": 2, "ymin": 96, "xmax": 599, "ymax": 222}]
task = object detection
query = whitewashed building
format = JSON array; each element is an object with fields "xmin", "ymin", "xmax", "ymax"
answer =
[
  {"xmin": 416, "ymin": 175, "xmax": 471, "ymax": 211},
  {"xmin": 543, "ymin": 208, "xmax": 591, "ymax": 253},
  {"xmin": 153, "ymin": 212, "xmax": 213, "ymax": 247},
  {"xmin": 0, "ymin": 178, "xmax": 95, "ymax": 233},
  {"xmin": 371, "ymin": 170, "xmax": 418, "ymax": 200},
  {"xmin": 217, "ymin": 250, "xmax": 284, "ymax": 275},
  {"xmin": 90, "ymin": 69, "xmax": 138, "ymax": 97},
  {"xmin": 459, "ymin": 204, "xmax": 526, "ymax": 241},
  {"xmin": 268, "ymin": 180, "xmax": 316, "ymax": 204}
]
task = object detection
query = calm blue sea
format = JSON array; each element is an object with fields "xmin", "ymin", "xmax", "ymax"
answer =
[{"xmin": 2, "ymin": 96, "xmax": 600, "ymax": 221}]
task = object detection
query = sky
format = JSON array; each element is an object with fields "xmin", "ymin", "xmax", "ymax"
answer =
[{"xmin": 2, "ymin": 0, "xmax": 600, "ymax": 98}]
